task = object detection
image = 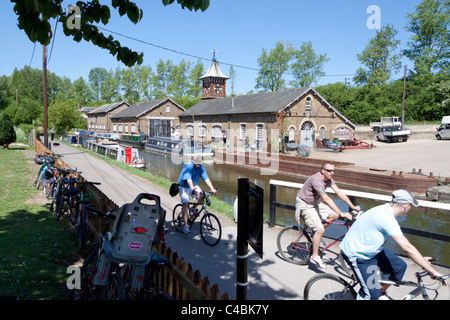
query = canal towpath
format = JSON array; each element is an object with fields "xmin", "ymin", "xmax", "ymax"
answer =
[{"xmin": 50, "ymin": 141, "xmax": 449, "ymax": 300}]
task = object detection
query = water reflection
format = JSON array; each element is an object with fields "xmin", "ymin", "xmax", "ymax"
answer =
[{"xmin": 139, "ymin": 148, "xmax": 449, "ymax": 266}]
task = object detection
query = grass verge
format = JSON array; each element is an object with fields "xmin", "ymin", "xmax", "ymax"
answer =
[{"xmin": 0, "ymin": 145, "xmax": 79, "ymax": 299}]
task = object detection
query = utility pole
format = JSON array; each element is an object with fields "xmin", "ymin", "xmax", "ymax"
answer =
[
  {"xmin": 42, "ymin": 45, "xmax": 48, "ymax": 148},
  {"xmin": 401, "ymin": 66, "xmax": 407, "ymax": 130}
]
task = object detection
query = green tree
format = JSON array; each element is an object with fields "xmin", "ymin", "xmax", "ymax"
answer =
[
  {"xmin": 72, "ymin": 77, "xmax": 93, "ymax": 106},
  {"xmin": 11, "ymin": 0, "xmax": 210, "ymax": 68},
  {"xmin": 167, "ymin": 59, "xmax": 191, "ymax": 98},
  {"xmin": 228, "ymin": 65, "xmax": 236, "ymax": 96},
  {"xmin": 187, "ymin": 59, "xmax": 204, "ymax": 97},
  {"xmin": 0, "ymin": 112, "xmax": 16, "ymax": 148},
  {"xmin": 48, "ymin": 93, "xmax": 86, "ymax": 132},
  {"xmin": 88, "ymin": 67, "xmax": 108, "ymax": 101},
  {"xmin": 354, "ymin": 24, "xmax": 402, "ymax": 88},
  {"xmin": 255, "ymin": 41, "xmax": 294, "ymax": 92},
  {"xmin": 290, "ymin": 41, "xmax": 329, "ymax": 87},
  {"xmin": 403, "ymin": 0, "xmax": 449, "ymax": 79},
  {"xmin": 153, "ymin": 59, "xmax": 173, "ymax": 98}
]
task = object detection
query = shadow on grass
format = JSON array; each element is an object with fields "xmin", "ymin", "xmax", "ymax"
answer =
[{"xmin": 0, "ymin": 205, "xmax": 81, "ymax": 299}]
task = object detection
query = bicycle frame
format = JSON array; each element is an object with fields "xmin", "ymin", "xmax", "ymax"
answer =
[
  {"xmin": 380, "ymin": 271, "xmax": 450, "ymax": 300},
  {"xmin": 293, "ymin": 218, "xmax": 351, "ymax": 254}
]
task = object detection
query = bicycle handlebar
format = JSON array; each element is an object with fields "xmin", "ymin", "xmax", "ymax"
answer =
[{"xmin": 84, "ymin": 205, "xmax": 116, "ymax": 219}]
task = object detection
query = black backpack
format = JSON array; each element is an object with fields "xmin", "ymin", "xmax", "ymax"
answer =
[{"xmin": 169, "ymin": 183, "xmax": 179, "ymax": 197}]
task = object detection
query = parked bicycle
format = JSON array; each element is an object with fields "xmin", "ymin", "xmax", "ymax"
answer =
[
  {"xmin": 34, "ymin": 152, "xmax": 58, "ymax": 191},
  {"xmin": 303, "ymin": 266, "xmax": 449, "ymax": 300},
  {"xmin": 69, "ymin": 205, "xmax": 122, "ymax": 300},
  {"xmin": 67, "ymin": 180, "xmax": 101, "ymax": 250},
  {"xmin": 51, "ymin": 167, "xmax": 79, "ymax": 221},
  {"xmin": 277, "ymin": 210, "xmax": 362, "ymax": 273},
  {"xmin": 172, "ymin": 191, "xmax": 222, "ymax": 246},
  {"xmin": 70, "ymin": 193, "xmax": 169, "ymax": 300}
]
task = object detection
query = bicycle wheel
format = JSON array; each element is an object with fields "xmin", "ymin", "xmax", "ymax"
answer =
[
  {"xmin": 78, "ymin": 206, "xmax": 88, "ymax": 250},
  {"xmin": 54, "ymin": 193, "xmax": 64, "ymax": 221},
  {"xmin": 172, "ymin": 204, "xmax": 185, "ymax": 233},
  {"xmin": 277, "ymin": 225, "xmax": 312, "ymax": 265},
  {"xmin": 100, "ymin": 272, "xmax": 125, "ymax": 300},
  {"xmin": 69, "ymin": 245, "xmax": 100, "ymax": 300},
  {"xmin": 43, "ymin": 179, "xmax": 52, "ymax": 198},
  {"xmin": 200, "ymin": 213, "xmax": 222, "ymax": 246},
  {"xmin": 36, "ymin": 170, "xmax": 43, "ymax": 190},
  {"xmin": 304, "ymin": 273, "xmax": 356, "ymax": 300}
]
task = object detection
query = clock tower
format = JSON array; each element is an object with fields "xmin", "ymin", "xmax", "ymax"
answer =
[{"xmin": 200, "ymin": 52, "xmax": 229, "ymax": 100}]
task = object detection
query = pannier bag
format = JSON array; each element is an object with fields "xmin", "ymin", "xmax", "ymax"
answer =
[
  {"xmin": 169, "ymin": 182, "xmax": 179, "ymax": 197},
  {"xmin": 102, "ymin": 193, "xmax": 166, "ymax": 266},
  {"xmin": 44, "ymin": 168, "xmax": 54, "ymax": 179}
]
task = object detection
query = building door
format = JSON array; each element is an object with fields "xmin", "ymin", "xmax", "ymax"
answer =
[
  {"xmin": 149, "ymin": 119, "xmax": 171, "ymax": 137},
  {"xmin": 300, "ymin": 121, "xmax": 315, "ymax": 147}
]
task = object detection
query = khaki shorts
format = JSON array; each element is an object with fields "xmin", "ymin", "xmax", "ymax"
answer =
[{"xmin": 295, "ymin": 195, "xmax": 333, "ymax": 232}]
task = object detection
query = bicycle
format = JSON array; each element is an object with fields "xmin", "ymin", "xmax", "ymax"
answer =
[
  {"xmin": 303, "ymin": 268, "xmax": 449, "ymax": 300},
  {"xmin": 122, "ymin": 252, "xmax": 173, "ymax": 300},
  {"xmin": 276, "ymin": 210, "xmax": 362, "ymax": 273},
  {"xmin": 172, "ymin": 191, "xmax": 222, "ymax": 246},
  {"xmin": 70, "ymin": 193, "xmax": 167, "ymax": 300},
  {"xmin": 34, "ymin": 153, "xmax": 58, "ymax": 191},
  {"xmin": 67, "ymin": 180, "xmax": 101, "ymax": 250},
  {"xmin": 69, "ymin": 205, "xmax": 123, "ymax": 300},
  {"xmin": 51, "ymin": 168, "xmax": 79, "ymax": 221}
]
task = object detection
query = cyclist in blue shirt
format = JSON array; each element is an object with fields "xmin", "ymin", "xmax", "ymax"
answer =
[
  {"xmin": 177, "ymin": 156, "xmax": 216, "ymax": 234},
  {"xmin": 340, "ymin": 189, "xmax": 446, "ymax": 300}
]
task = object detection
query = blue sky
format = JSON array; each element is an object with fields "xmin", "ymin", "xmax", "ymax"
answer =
[{"xmin": 1, "ymin": 0, "xmax": 422, "ymax": 95}]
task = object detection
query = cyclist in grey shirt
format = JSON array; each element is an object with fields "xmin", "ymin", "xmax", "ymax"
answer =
[{"xmin": 295, "ymin": 163, "xmax": 359, "ymax": 269}]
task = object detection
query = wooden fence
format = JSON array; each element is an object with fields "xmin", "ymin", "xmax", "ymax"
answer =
[{"xmin": 35, "ymin": 138, "xmax": 230, "ymax": 300}]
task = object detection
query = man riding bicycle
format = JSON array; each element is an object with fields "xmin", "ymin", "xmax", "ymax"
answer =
[
  {"xmin": 340, "ymin": 189, "xmax": 447, "ymax": 300},
  {"xmin": 177, "ymin": 156, "xmax": 216, "ymax": 235},
  {"xmin": 295, "ymin": 163, "xmax": 360, "ymax": 269}
]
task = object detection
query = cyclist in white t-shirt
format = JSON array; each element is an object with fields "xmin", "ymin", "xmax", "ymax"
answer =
[{"xmin": 340, "ymin": 189, "xmax": 447, "ymax": 300}]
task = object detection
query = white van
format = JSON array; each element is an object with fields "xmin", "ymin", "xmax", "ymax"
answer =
[{"xmin": 436, "ymin": 116, "xmax": 450, "ymax": 140}]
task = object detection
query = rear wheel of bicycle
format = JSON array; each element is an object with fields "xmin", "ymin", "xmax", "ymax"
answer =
[
  {"xmin": 277, "ymin": 225, "xmax": 312, "ymax": 265},
  {"xmin": 172, "ymin": 204, "xmax": 185, "ymax": 233},
  {"xmin": 36, "ymin": 171, "xmax": 43, "ymax": 190},
  {"xmin": 54, "ymin": 194, "xmax": 64, "ymax": 221},
  {"xmin": 69, "ymin": 244, "xmax": 99, "ymax": 300},
  {"xmin": 78, "ymin": 207, "xmax": 88, "ymax": 250},
  {"xmin": 43, "ymin": 179, "xmax": 52, "ymax": 198},
  {"xmin": 200, "ymin": 213, "xmax": 222, "ymax": 246},
  {"xmin": 100, "ymin": 272, "xmax": 125, "ymax": 300},
  {"xmin": 304, "ymin": 273, "xmax": 356, "ymax": 300}
]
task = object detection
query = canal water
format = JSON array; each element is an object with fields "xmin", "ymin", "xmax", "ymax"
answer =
[{"xmin": 139, "ymin": 148, "xmax": 450, "ymax": 266}]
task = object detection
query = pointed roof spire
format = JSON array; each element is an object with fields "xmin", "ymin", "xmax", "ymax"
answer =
[{"xmin": 199, "ymin": 50, "xmax": 229, "ymax": 80}]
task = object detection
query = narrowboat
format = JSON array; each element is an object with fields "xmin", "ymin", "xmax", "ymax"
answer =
[
  {"xmin": 144, "ymin": 136, "xmax": 214, "ymax": 159},
  {"xmin": 85, "ymin": 141, "xmax": 146, "ymax": 169}
]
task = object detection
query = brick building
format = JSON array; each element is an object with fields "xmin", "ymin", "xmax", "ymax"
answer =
[
  {"xmin": 110, "ymin": 98, "xmax": 185, "ymax": 138},
  {"xmin": 179, "ymin": 60, "xmax": 356, "ymax": 151},
  {"xmin": 87, "ymin": 101, "xmax": 130, "ymax": 133}
]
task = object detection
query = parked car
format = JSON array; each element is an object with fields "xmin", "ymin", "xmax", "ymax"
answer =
[{"xmin": 436, "ymin": 116, "xmax": 450, "ymax": 140}]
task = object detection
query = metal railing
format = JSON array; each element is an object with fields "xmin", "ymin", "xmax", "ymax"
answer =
[{"xmin": 268, "ymin": 179, "xmax": 450, "ymax": 244}]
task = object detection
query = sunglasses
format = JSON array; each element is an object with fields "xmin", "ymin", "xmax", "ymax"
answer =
[{"xmin": 323, "ymin": 169, "xmax": 335, "ymax": 173}]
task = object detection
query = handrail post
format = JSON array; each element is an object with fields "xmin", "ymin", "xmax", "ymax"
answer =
[
  {"xmin": 236, "ymin": 178, "xmax": 249, "ymax": 300},
  {"xmin": 269, "ymin": 184, "xmax": 276, "ymax": 227}
]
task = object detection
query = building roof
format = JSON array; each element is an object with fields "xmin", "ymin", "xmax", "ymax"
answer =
[
  {"xmin": 110, "ymin": 98, "xmax": 185, "ymax": 119},
  {"xmin": 87, "ymin": 101, "xmax": 130, "ymax": 114},
  {"xmin": 199, "ymin": 59, "xmax": 229, "ymax": 80},
  {"xmin": 179, "ymin": 87, "xmax": 355, "ymax": 130}
]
